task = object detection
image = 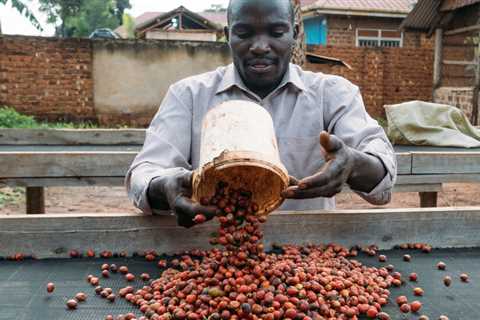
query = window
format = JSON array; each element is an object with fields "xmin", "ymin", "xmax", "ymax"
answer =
[{"xmin": 356, "ymin": 29, "xmax": 403, "ymax": 48}]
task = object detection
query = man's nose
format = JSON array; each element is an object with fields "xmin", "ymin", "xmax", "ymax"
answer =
[{"xmin": 249, "ymin": 37, "xmax": 271, "ymax": 55}]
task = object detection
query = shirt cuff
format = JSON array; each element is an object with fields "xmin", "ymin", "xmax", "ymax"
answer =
[
  {"xmin": 127, "ymin": 166, "xmax": 188, "ymax": 215},
  {"xmin": 351, "ymin": 139, "xmax": 397, "ymax": 204}
]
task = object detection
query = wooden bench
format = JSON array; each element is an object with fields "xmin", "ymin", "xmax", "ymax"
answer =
[
  {"xmin": 1, "ymin": 207, "xmax": 480, "ymax": 257},
  {"xmin": 1, "ymin": 128, "xmax": 479, "ymax": 213}
]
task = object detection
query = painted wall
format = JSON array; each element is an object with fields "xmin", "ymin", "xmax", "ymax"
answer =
[
  {"xmin": 304, "ymin": 16, "xmax": 327, "ymax": 45},
  {"xmin": 146, "ymin": 30, "xmax": 217, "ymax": 42},
  {"xmin": 92, "ymin": 39, "xmax": 231, "ymax": 125}
]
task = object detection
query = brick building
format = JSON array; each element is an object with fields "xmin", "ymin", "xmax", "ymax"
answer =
[
  {"xmin": 301, "ymin": 0, "xmax": 430, "ymax": 49},
  {"xmin": 402, "ymin": 0, "xmax": 480, "ymax": 123}
]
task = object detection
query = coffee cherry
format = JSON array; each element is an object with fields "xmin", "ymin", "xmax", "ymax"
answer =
[
  {"xmin": 378, "ymin": 255, "xmax": 387, "ymax": 262},
  {"xmin": 410, "ymin": 300, "xmax": 422, "ymax": 313},
  {"xmin": 413, "ymin": 287, "xmax": 424, "ymax": 296},
  {"xmin": 396, "ymin": 296, "xmax": 408, "ymax": 306},
  {"xmin": 46, "ymin": 282, "xmax": 55, "ymax": 293},
  {"xmin": 460, "ymin": 273, "xmax": 469, "ymax": 282},
  {"xmin": 400, "ymin": 303, "xmax": 411, "ymax": 313},
  {"xmin": 119, "ymin": 266, "xmax": 128, "ymax": 274},
  {"xmin": 443, "ymin": 276, "xmax": 452, "ymax": 287},
  {"xmin": 418, "ymin": 316, "xmax": 430, "ymax": 320},
  {"xmin": 193, "ymin": 214, "xmax": 207, "ymax": 224},
  {"xmin": 438, "ymin": 316, "xmax": 449, "ymax": 320},
  {"xmin": 437, "ymin": 261, "xmax": 446, "ymax": 270},
  {"xmin": 125, "ymin": 273, "xmax": 135, "ymax": 282},
  {"xmin": 107, "ymin": 293, "xmax": 116, "ymax": 302},
  {"xmin": 75, "ymin": 292, "xmax": 87, "ymax": 302},
  {"xmin": 69, "ymin": 250, "xmax": 80, "ymax": 258},
  {"xmin": 66, "ymin": 299, "xmax": 77, "ymax": 309},
  {"xmin": 102, "ymin": 270, "xmax": 110, "ymax": 278},
  {"xmin": 377, "ymin": 312, "xmax": 391, "ymax": 320},
  {"xmin": 409, "ymin": 273, "xmax": 418, "ymax": 281},
  {"xmin": 403, "ymin": 254, "xmax": 411, "ymax": 262},
  {"xmin": 366, "ymin": 306, "xmax": 378, "ymax": 318}
]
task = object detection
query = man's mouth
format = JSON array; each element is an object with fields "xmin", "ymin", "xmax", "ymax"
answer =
[{"xmin": 247, "ymin": 60, "xmax": 275, "ymax": 74}]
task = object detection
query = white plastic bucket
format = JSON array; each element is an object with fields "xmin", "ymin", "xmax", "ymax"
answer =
[{"xmin": 192, "ymin": 100, "xmax": 289, "ymax": 215}]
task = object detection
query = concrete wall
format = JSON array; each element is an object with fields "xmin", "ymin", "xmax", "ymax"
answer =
[{"xmin": 92, "ymin": 39, "xmax": 231, "ymax": 125}]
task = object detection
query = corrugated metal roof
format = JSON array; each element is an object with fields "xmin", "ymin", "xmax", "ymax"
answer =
[
  {"xmin": 400, "ymin": 0, "xmax": 441, "ymax": 30},
  {"xmin": 440, "ymin": 0, "xmax": 480, "ymax": 10},
  {"xmin": 303, "ymin": 0, "xmax": 417, "ymax": 14}
]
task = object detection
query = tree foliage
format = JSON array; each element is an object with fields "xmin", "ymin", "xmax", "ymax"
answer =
[
  {"xmin": 0, "ymin": 0, "xmax": 43, "ymax": 31},
  {"xmin": 37, "ymin": 0, "xmax": 130, "ymax": 37},
  {"xmin": 122, "ymin": 12, "xmax": 134, "ymax": 39}
]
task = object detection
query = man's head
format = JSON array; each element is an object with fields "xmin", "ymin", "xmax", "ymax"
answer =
[{"xmin": 225, "ymin": 0, "xmax": 298, "ymax": 98}]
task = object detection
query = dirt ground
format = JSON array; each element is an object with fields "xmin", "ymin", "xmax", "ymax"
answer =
[{"xmin": 1, "ymin": 183, "xmax": 479, "ymax": 215}]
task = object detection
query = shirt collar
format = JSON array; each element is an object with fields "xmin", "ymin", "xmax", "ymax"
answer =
[{"xmin": 215, "ymin": 63, "xmax": 306, "ymax": 96}]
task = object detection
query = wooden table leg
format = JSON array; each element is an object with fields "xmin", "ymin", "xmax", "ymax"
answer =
[
  {"xmin": 26, "ymin": 187, "xmax": 45, "ymax": 214},
  {"xmin": 419, "ymin": 192, "xmax": 438, "ymax": 207}
]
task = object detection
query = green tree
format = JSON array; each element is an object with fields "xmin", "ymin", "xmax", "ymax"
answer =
[
  {"xmin": 37, "ymin": 0, "xmax": 129, "ymax": 37},
  {"xmin": 122, "ymin": 12, "xmax": 134, "ymax": 39},
  {"xmin": 38, "ymin": 0, "xmax": 83, "ymax": 37},
  {"xmin": 114, "ymin": 0, "xmax": 131, "ymax": 25},
  {"xmin": 66, "ymin": 0, "xmax": 118, "ymax": 37},
  {"xmin": 0, "ymin": 0, "xmax": 43, "ymax": 31}
]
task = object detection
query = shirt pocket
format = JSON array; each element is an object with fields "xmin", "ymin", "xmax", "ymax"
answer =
[{"xmin": 277, "ymin": 135, "xmax": 324, "ymax": 180}]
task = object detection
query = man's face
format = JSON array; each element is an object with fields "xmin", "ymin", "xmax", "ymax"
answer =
[{"xmin": 226, "ymin": 0, "xmax": 297, "ymax": 96}]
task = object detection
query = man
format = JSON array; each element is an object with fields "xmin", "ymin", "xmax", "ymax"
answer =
[{"xmin": 126, "ymin": 0, "xmax": 396, "ymax": 227}]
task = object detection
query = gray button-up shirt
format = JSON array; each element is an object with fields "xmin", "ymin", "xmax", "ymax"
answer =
[{"xmin": 126, "ymin": 63, "xmax": 396, "ymax": 213}]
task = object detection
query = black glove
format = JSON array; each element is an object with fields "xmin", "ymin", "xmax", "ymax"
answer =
[{"xmin": 147, "ymin": 169, "xmax": 217, "ymax": 228}]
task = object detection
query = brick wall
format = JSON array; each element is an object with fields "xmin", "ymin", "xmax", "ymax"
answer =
[
  {"xmin": 1, "ymin": 35, "xmax": 434, "ymax": 125},
  {"xmin": 434, "ymin": 87, "xmax": 478, "ymax": 121},
  {"xmin": 326, "ymin": 16, "xmax": 433, "ymax": 50},
  {"xmin": 0, "ymin": 35, "xmax": 95, "ymax": 122},
  {"xmin": 306, "ymin": 46, "xmax": 434, "ymax": 118}
]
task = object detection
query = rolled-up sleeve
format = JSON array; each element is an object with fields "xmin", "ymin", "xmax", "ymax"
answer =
[
  {"xmin": 323, "ymin": 76, "xmax": 397, "ymax": 204},
  {"xmin": 125, "ymin": 84, "xmax": 192, "ymax": 214}
]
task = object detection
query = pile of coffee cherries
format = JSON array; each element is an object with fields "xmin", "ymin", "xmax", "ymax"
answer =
[{"xmin": 112, "ymin": 182, "xmax": 396, "ymax": 320}]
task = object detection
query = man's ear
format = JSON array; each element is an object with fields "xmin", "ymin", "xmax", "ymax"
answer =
[
  {"xmin": 293, "ymin": 23, "xmax": 299, "ymax": 40},
  {"xmin": 224, "ymin": 26, "xmax": 230, "ymax": 42}
]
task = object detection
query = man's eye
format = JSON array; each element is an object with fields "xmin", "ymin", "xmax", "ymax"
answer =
[
  {"xmin": 271, "ymin": 29, "xmax": 286, "ymax": 37},
  {"xmin": 235, "ymin": 29, "xmax": 251, "ymax": 38}
]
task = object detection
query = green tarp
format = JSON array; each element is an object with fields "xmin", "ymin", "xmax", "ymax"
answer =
[{"xmin": 385, "ymin": 100, "xmax": 480, "ymax": 147}]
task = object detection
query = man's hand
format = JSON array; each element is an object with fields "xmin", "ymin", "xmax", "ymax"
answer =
[
  {"xmin": 281, "ymin": 131, "xmax": 355, "ymax": 199},
  {"xmin": 148, "ymin": 170, "xmax": 218, "ymax": 228}
]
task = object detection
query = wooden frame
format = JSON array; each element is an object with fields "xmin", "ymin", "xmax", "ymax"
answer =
[
  {"xmin": 1, "ymin": 207, "xmax": 480, "ymax": 258},
  {"xmin": 2, "ymin": 129, "xmax": 480, "ymax": 213}
]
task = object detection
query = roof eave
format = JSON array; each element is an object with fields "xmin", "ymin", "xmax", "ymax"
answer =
[{"xmin": 302, "ymin": 9, "xmax": 409, "ymax": 19}]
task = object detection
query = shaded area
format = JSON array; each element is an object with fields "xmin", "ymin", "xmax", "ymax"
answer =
[{"xmin": 0, "ymin": 248, "xmax": 479, "ymax": 319}]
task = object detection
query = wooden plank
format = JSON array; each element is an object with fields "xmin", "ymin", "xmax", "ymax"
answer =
[
  {"xmin": 419, "ymin": 192, "xmax": 438, "ymax": 207},
  {"xmin": 1, "ymin": 208, "xmax": 480, "ymax": 258},
  {"xmin": 444, "ymin": 24, "xmax": 480, "ymax": 36},
  {"xmin": 396, "ymin": 152, "xmax": 412, "ymax": 174},
  {"xmin": 0, "ymin": 152, "xmax": 137, "ymax": 178},
  {"xmin": 0, "ymin": 177, "xmax": 125, "ymax": 187},
  {"xmin": 0, "ymin": 128, "xmax": 146, "ymax": 145},
  {"xmin": 412, "ymin": 152, "xmax": 480, "ymax": 174},
  {"xmin": 434, "ymin": 28, "xmax": 442, "ymax": 88},
  {"xmin": 443, "ymin": 60, "xmax": 476, "ymax": 66},
  {"xmin": 397, "ymin": 174, "xmax": 480, "ymax": 184},
  {"xmin": 26, "ymin": 187, "xmax": 45, "ymax": 214}
]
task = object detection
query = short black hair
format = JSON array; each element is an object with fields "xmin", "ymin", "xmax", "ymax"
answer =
[{"xmin": 227, "ymin": 0, "xmax": 295, "ymax": 26}]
